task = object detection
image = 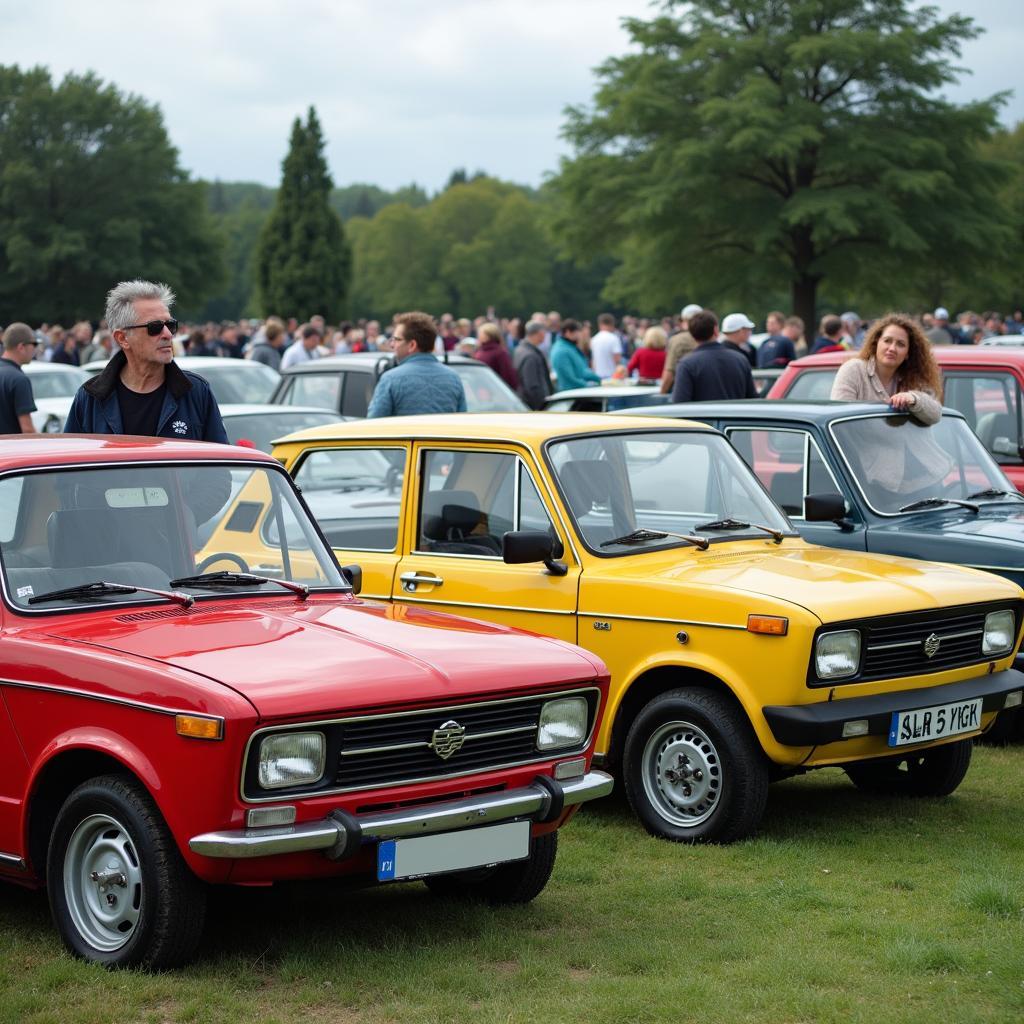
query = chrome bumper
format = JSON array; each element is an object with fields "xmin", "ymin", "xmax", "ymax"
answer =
[{"xmin": 189, "ymin": 770, "xmax": 613, "ymax": 860}]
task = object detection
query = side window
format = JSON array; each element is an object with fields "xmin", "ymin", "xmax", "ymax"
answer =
[
  {"xmin": 288, "ymin": 374, "xmax": 342, "ymax": 412},
  {"xmin": 292, "ymin": 448, "xmax": 405, "ymax": 550},
  {"xmin": 945, "ymin": 373, "xmax": 1021, "ymax": 463},
  {"xmin": 341, "ymin": 372, "xmax": 372, "ymax": 417},
  {"xmin": 518, "ymin": 463, "xmax": 555, "ymax": 534},
  {"xmin": 728, "ymin": 428, "xmax": 807, "ymax": 517},
  {"xmin": 417, "ymin": 450, "xmax": 514, "ymax": 557},
  {"xmin": 787, "ymin": 370, "xmax": 838, "ymax": 401},
  {"xmin": 0, "ymin": 476, "xmax": 25, "ymax": 544}
]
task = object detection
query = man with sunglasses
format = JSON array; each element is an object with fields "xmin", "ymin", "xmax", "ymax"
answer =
[
  {"xmin": 64, "ymin": 280, "xmax": 227, "ymax": 443},
  {"xmin": 0, "ymin": 323, "xmax": 40, "ymax": 434}
]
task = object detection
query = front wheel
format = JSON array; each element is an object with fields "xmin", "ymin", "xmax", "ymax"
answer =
[
  {"xmin": 424, "ymin": 831, "xmax": 557, "ymax": 904},
  {"xmin": 46, "ymin": 775, "xmax": 207, "ymax": 969},
  {"xmin": 623, "ymin": 688, "xmax": 769, "ymax": 844},
  {"xmin": 845, "ymin": 738, "xmax": 973, "ymax": 797}
]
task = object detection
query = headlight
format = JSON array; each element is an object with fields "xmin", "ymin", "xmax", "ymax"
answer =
[
  {"xmin": 815, "ymin": 629, "xmax": 861, "ymax": 680},
  {"xmin": 258, "ymin": 731, "xmax": 326, "ymax": 789},
  {"xmin": 982, "ymin": 610, "xmax": 1016, "ymax": 655},
  {"xmin": 537, "ymin": 697, "xmax": 588, "ymax": 750}
]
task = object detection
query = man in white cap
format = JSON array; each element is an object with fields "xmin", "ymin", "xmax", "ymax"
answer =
[
  {"xmin": 660, "ymin": 302, "xmax": 703, "ymax": 393},
  {"xmin": 720, "ymin": 312, "xmax": 757, "ymax": 367},
  {"xmin": 926, "ymin": 307, "xmax": 960, "ymax": 346}
]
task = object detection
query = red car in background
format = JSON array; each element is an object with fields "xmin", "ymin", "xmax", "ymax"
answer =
[{"xmin": 768, "ymin": 348, "xmax": 1024, "ymax": 491}]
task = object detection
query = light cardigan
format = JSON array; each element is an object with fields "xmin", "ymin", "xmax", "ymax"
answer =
[{"xmin": 830, "ymin": 357, "xmax": 942, "ymax": 425}]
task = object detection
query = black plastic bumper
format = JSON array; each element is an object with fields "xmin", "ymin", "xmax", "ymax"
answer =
[{"xmin": 762, "ymin": 668, "xmax": 1024, "ymax": 747}]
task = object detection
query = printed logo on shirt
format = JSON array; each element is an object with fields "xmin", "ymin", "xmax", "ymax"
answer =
[{"xmin": 172, "ymin": 420, "xmax": 188, "ymax": 435}]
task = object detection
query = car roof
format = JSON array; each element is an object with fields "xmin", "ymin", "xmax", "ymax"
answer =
[
  {"xmin": 176, "ymin": 357, "xmax": 276, "ymax": 370},
  {"xmin": 620, "ymin": 399, "xmax": 966, "ymax": 424},
  {"xmin": 787, "ymin": 348, "xmax": 1024, "ymax": 369},
  {"xmin": 24, "ymin": 362, "xmax": 86, "ymax": 374},
  {"xmin": 546, "ymin": 384, "xmax": 662, "ymax": 400},
  {"xmin": 273, "ymin": 412, "xmax": 718, "ymax": 446},
  {"xmin": 278, "ymin": 352, "xmax": 484, "ymax": 375},
  {"xmin": 0, "ymin": 434, "xmax": 275, "ymax": 469},
  {"xmin": 218, "ymin": 404, "xmax": 345, "ymax": 418}
]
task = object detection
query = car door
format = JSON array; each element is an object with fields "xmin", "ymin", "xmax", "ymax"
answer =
[
  {"xmin": 291, "ymin": 444, "xmax": 410, "ymax": 599},
  {"xmin": 391, "ymin": 444, "xmax": 580, "ymax": 642},
  {"xmin": 725, "ymin": 424, "xmax": 868, "ymax": 551},
  {"xmin": 285, "ymin": 372, "xmax": 344, "ymax": 414},
  {"xmin": 943, "ymin": 370, "xmax": 1024, "ymax": 481}
]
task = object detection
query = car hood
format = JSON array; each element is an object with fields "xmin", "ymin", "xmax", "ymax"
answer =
[
  {"xmin": 583, "ymin": 539, "xmax": 1023, "ymax": 624},
  {"xmin": 45, "ymin": 596, "xmax": 602, "ymax": 720},
  {"xmin": 873, "ymin": 506, "xmax": 1024, "ymax": 557}
]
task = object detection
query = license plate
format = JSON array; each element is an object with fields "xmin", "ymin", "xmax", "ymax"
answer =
[
  {"xmin": 376, "ymin": 820, "xmax": 530, "ymax": 882},
  {"xmin": 888, "ymin": 697, "xmax": 983, "ymax": 747}
]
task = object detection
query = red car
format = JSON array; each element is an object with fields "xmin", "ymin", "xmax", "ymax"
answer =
[
  {"xmin": 769, "ymin": 348, "xmax": 1024, "ymax": 491},
  {"xmin": 0, "ymin": 437, "xmax": 611, "ymax": 968}
]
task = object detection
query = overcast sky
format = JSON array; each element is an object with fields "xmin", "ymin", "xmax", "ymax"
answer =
[{"xmin": 2, "ymin": 0, "xmax": 1020, "ymax": 193}]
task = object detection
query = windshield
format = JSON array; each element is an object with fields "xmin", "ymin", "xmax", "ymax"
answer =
[
  {"xmin": 547, "ymin": 430, "xmax": 792, "ymax": 553},
  {"xmin": 0, "ymin": 462, "xmax": 344, "ymax": 611},
  {"xmin": 455, "ymin": 365, "xmax": 528, "ymax": 412},
  {"xmin": 224, "ymin": 411, "xmax": 340, "ymax": 453},
  {"xmin": 830, "ymin": 414, "xmax": 1014, "ymax": 515},
  {"xmin": 26, "ymin": 369, "xmax": 89, "ymax": 399},
  {"xmin": 199, "ymin": 364, "xmax": 279, "ymax": 404}
]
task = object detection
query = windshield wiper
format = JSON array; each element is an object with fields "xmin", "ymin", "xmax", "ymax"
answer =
[
  {"xmin": 28, "ymin": 580, "xmax": 194, "ymax": 607},
  {"xmin": 695, "ymin": 518, "xmax": 785, "ymax": 544},
  {"xmin": 169, "ymin": 570, "xmax": 309, "ymax": 600},
  {"xmin": 966, "ymin": 488, "xmax": 1024, "ymax": 502},
  {"xmin": 898, "ymin": 497, "xmax": 980, "ymax": 514},
  {"xmin": 600, "ymin": 527, "xmax": 709, "ymax": 550}
]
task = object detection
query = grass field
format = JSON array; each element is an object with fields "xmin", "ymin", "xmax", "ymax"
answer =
[{"xmin": 1, "ymin": 745, "xmax": 1022, "ymax": 1024}]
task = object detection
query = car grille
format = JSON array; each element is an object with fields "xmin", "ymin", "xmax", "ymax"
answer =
[{"xmin": 809, "ymin": 602, "xmax": 1021, "ymax": 686}]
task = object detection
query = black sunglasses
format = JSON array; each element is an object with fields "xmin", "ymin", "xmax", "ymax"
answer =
[{"xmin": 123, "ymin": 319, "xmax": 179, "ymax": 336}]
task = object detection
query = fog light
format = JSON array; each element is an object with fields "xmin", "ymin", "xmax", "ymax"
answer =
[
  {"xmin": 247, "ymin": 806, "xmax": 297, "ymax": 828},
  {"xmin": 1005, "ymin": 690, "xmax": 1023, "ymax": 709},
  {"xmin": 554, "ymin": 757, "xmax": 586, "ymax": 780},
  {"xmin": 841, "ymin": 719, "xmax": 869, "ymax": 738}
]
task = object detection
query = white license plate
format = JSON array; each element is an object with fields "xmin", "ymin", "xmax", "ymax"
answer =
[
  {"xmin": 888, "ymin": 697, "xmax": 983, "ymax": 747},
  {"xmin": 376, "ymin": 820, "xmax": 530, "ymax": 882}
]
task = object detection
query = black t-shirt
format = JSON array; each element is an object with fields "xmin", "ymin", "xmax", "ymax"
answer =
[
  {"xmin": 116, "ymin": 379, "xmax": 166, "ymax": 437},
  {"xmin": 0, "ymin": 358, "xmax": 37, "ymax": 434}
]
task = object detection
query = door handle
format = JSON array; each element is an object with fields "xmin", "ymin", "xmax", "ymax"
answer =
[{"xmin": 399, "ymin": 571, "xmax": 444, "ymax": 592}]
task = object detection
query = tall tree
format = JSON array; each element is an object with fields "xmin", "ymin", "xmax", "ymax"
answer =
[
  {"xmin": 256, "ymin": 107, "xmax": 351, "ymax": 321},
  {"xmin": 555, "ymin": 0, "xmax": 1014, "ymax": 327},
  {"xmin": 0, "ymin": 66, "xmax": 223, "ymax": 324}
]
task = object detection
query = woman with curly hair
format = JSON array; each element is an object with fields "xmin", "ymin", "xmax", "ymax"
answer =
[{"xmin": 830, "ymin": 313, "xmax": 942, "ymax": 425}]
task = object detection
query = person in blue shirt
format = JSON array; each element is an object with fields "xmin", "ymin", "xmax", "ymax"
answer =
[
  {"xmin": 366, "ymin": 311, "xmax": 467, "ymax": 418},
  {"xmin": 551, "ymin": 319, "xmax": 600, "ymax": 391}
]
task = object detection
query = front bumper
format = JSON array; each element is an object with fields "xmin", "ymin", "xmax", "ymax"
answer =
[
  {"xmin": 189, "ymin": 770, "xmax": 613, "ymax": 861},
  {"xmin": 763, "ymin": 668, "xmax": 1024, "ymax": 747}
]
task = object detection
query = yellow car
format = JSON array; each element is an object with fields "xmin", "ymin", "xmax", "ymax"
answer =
[{"xmin": 264, "ymin": 414, "xmax": 1024, "ymax": 843}]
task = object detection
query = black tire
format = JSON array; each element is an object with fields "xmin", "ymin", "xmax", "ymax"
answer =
[
  {"xmin": 845, "ymin": 738, "xmax": 973, "ymax": 797},
  {"xmin": 622, "ymin": 688, "xmax": 769, "ymax": 844},
  {"xmin": 46, "ymin": 774, "xmax": 207, "ymax": 969},
  {"xmin": 424, "ymin": 831, "xmax": 557, "ymax": 904}
]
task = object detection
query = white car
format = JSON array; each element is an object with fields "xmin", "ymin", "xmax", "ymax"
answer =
[{"xmin": 24, "ymin": 363, "xmax": 90, "ymax": 433}]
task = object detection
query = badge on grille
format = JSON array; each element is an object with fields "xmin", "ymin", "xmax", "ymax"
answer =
[
  {"xmin": 430, "ymin": 720, "xmax": 466, "ymax": 760},
  {"xmin": 923, "ymin": 633, "xmax": 941, "ymax": 658}
]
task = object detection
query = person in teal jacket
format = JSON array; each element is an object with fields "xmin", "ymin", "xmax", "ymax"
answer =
[{"xmin": 551, "ymin": 320, "xmax": 601, "ymax": 391}]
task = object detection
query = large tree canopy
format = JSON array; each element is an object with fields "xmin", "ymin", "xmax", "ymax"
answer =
[
  {"xmin": 256, "ymin": 107, "xmax": 351, "ymax": 322},
  {"xmin": 555, "ymin": 0, "xmax": 1015, "ymax": 326},
  {"xmin": 0, "ymin": 66, "xmax": 223, "ymax": 325}
]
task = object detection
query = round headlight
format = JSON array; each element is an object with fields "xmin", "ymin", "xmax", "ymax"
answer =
[
  {"xmin": 258, "ymin": 731, "xmax": 326, "ymax": 789},
  {"xmin": 815, "ymin": 629, "xmax": 861, "ymax": 680},
  {"xmin": 982, "ymin": 610, "xmax": 1016, "ymax": 656},
  {"xmin": 537, "ymin": 697, "xmax": 588, "ymax": 750}
]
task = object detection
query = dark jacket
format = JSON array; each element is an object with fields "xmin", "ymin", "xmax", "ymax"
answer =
[
  {"xmin": 512, "ymin": 342, "xmax": 553, "ymax": 410},
  {"xmin": 475, "ymin": 339, "xmax": 519, "ymax": 390},
  {"xmin": 671, "ymin": 342, "xmax": 758, "ymax": 402},
  {"xmin": 64, "ymin": 350, "xmax": 228, "ymax": 443}
]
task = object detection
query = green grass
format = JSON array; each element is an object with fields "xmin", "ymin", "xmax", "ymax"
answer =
[{"xmin": 2, "ymin": 746, "xmax": 1022, "ymax": 1024}]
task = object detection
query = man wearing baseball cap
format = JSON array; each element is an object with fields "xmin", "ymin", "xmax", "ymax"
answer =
[
  {"xmin": 671, "ymin": 310, "xmax": 757, "ymax": 403},
  {"xmin": 925, "ymin": 307, "xmax": 962, "ymax": 346},
  {"xmin": 659, "ymin": 303, "xmax": 704, "ymax": 394},
  {"xmin": 720, "ymin": 312, "xmax": 757, "ymax": 368}
]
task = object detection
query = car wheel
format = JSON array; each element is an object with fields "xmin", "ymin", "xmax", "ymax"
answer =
[
  {"xmin": 423, "ymin": 831, "xmax": 557, "ymax": 904},
  {"xmin": 845, "ymin": 739, "xmax": 973, "ymax": 797},
  {"xmin": 47, "ymin": 774, "xmax": 206, "ymax": 969},
  {"xmin": 623, "ymin": 688, "xmax": 769, "ymax": 844}
]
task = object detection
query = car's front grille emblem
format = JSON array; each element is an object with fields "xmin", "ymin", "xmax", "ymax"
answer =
[
  {"xmin": 430, "ymin": 720, "xmax": 466, "ymax": 760},
  {"xmin": 923, "ymin": 633, "xmax": 941, "ymax": 658}
]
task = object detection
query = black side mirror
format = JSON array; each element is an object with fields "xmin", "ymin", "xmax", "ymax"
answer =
[
  {"xmin": 502, "ymin": 531, "xmax": 568, "ymax": 576},
  {"xmin": 803, "ymin": 493, "xmax": 854, "ymax": 532},
  {"xmin": 340, "ymin": 563, "xmax": 362, "ymax": 594}
]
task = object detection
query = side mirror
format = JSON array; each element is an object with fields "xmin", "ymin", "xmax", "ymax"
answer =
[
  {"xmin": 803, "ymin": 493, "xmax": 854, "ymax": 532},
  {"xmin": 502, "ymin": 531, "xmax": 567, "ymax": 577},
  {"xmin": 340, "ymin": 563, "xmax": 362, "ymax": 594}
]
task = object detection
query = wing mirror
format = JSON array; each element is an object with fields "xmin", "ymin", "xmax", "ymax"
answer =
[
  {"xmin": 340, "ymin": 563, "xmax": 362, "ymax": 594},
  {"xmin": 803, "ymin": 493, "xmax": 854, "ymax": 532},
  {"xmin": 502, "ymin": 531, "xmax": 568, "ymax": 576}
]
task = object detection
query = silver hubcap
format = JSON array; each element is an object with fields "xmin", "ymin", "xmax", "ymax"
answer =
[
  {"xmin": 63, "ymin": 813, "xmax": 143, "ymax": 952},
  {"xmin": 642, "ymin": 720, "xmax": 722, "ymax": 827}
]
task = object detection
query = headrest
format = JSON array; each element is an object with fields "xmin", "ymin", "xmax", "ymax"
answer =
[{"xmin": 421, "ymin": 489, "xmax": 482, "ymax": 540}]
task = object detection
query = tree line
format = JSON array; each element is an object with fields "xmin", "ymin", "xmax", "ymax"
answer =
[{"xmin": 1, "ymin": 0, "xmax": 1021, "ymax": 329}]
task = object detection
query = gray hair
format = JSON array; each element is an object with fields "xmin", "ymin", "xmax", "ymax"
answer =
[
  {"xmin": 525, "ymin": 319, "xmax": 546, "ymax": 336},
  {"xmin": 105, "ymin": 280, "xmax": 175, "ymax": 331}
]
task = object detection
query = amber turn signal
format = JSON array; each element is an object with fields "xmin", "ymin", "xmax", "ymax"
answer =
[
  {"xmin": 747, "ymin": 615, "xmax": 788, "ymax": 636},
  {"xmin": 175, "ymin": 714, "xmax": 224, "ymax": 740}
]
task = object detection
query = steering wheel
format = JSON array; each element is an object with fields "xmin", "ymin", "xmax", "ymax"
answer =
[{"xmin": 195, "ymin": 552, "xmax": 250, "ymax": 574}]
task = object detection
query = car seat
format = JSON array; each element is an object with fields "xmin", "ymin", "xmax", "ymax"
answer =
[{"xmin": 419, "ymin": 489, "xmax": 501, "ymax": 556}]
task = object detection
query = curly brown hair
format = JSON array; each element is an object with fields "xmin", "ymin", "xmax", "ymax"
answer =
[{"xmin": 859, "ymin": 313, "xmax": 943, "ymax": 400}]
